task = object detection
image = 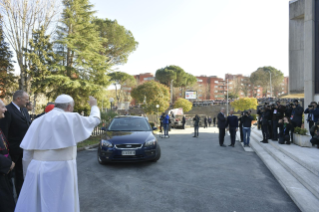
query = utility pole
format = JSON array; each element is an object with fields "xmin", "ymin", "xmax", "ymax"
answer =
[
  {"xmin": 170, "ymin": 79, "xmax": 174, "ymax": 105},
  {"xmin": 226, "ymin": 78, "xmax": 229, "ymax": 116}
]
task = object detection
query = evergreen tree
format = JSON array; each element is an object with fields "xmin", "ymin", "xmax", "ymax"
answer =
[
  {"xmin": 25, "ymin": 26, "xmax": 57, "ymax": 95},
  {"xmin": 0, "ymin": 15, "xmax": 17, "ymax": 98},
  {"xmin": 49, "ymin": 0, "xmax": 110, "ymax": 110}
]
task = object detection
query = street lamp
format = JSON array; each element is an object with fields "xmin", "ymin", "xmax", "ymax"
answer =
[
  {"xmin": 156, "ymin": 104, "xmax": 159, "ymax": 125},
  {"xmin": 266, "ymin": 71, "xmax": 272, "ymax": 97},
  {"xmin": 170, "ymin": 79, "xmax": 174, "ymax": 105},
  {"xmin": 226, "ymin": 79, "xmax": 229, "ymax": 116},
  {"xmin": 109, "ymin": 97, "xmax": 114, "ymax": 110}
]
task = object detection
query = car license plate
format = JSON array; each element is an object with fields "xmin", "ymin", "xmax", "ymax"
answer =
[{"xmin": 122, "ymin": 151, "xmax": 136, "ymax": 156}]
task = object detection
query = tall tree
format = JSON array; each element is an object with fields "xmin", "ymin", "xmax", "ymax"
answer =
[
  {"xmin": 93, "ymin": 18, "xmax": 138, "ymax": 66},
  {"xmin": 131, "ymin": 81, "xmax": 170, "ymax": 114},
  {"xmin": 0, "ymin": 0, "xmax": 59, "ymax": 91},
  {"xmin": 48, "ymin": 0, "xmax": 110, "ymax": 109},
  {"xmin": 0, "ymin": 14, "xmax": 17, "ymax": 98},
  {"xmin": 108, "ymin": 71, "xmax": 136, "ymax": 103},
  {"xmin": 155, "ymin": 66, "xmax": 176, "ymax": 87},
  {"xmin": 250, "ymin": 66, "xmax": 284, "ymax": 97}
]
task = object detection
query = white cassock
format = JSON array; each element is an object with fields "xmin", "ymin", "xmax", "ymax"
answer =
[{"xmin": 15, "ymin": 106, "xmax": 100, "ymax": 212}]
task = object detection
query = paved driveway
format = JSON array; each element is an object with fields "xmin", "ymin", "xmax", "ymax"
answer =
[{"xmin": 77, "ymin": 127, "xmax": 300, "ymax": 212}]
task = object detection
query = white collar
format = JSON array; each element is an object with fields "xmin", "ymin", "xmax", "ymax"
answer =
[{"xmin": 12, "ymin": 102, "xmax": 21, "ymax": 111}]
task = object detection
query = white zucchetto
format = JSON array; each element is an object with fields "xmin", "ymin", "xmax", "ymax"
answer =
[{"xmin": 55, "ymin": 94, "xmax": 74, "ymax": 104}]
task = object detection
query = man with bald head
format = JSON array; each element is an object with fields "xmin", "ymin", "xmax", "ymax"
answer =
[{"xmin": 0, "ymin": 90, "xmax": 31, "ymax": 197}]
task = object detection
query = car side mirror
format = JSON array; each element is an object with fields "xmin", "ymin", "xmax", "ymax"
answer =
[{"xmin": 152, "ymin": 127, "xmax": 157, "ymax": 131}]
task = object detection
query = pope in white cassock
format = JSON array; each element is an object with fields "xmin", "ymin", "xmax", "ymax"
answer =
[{"xmin": 15, "ymin": 94, "xmax": 101, "ymax": 212}]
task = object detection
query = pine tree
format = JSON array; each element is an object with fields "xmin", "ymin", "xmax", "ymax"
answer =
[
  {"xmin": 49, "ymin": 0, "xmax": 110, "ymax": 110},
  {"xmin": 0, "ymin": 15, "xmax": 17, "ymax": 98},
  {"xmin": 25, "ymin": 26, "xmax": 57, "ymax": 95}
]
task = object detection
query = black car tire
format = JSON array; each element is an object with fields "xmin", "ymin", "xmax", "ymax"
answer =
[
  {"xmin": 151, "ymin": 145, "xmax": 161, "ymax": 162},
  {"xmin": 97, "ymin": 150, "xmax": 108, "ymax": 165}
]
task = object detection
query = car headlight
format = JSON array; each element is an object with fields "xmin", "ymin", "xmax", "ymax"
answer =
[
  {"xmin": 145, "ymin": 140, "xmax": 157, "ymax": 147},
  {"xmin": 101, "ymin": 140, "xmax": 112, "ymax": 147}
]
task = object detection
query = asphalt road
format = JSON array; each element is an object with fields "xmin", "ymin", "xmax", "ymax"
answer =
[{"xmin": 77, "ymin": 127, "xmax": 300, "ymax": 212}]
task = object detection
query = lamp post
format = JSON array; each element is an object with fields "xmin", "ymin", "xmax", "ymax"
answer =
[
  {"xmin": 267, "ymin": 71, "xmax": 272, "ymax": 97},
  {"xmin": 156, "ymin": 104, "xmax": 159, "ymax": 125},
  {"xmin": 170, "ymin": 79, "xmax": 174, "ymax": 105},
  {"xmin": 109, "ymin": 97, "xmax": 114, "ymax": 110},
  {"xmin": 226, "ymin": 79, "xmax": 229, "ymax": 116}
]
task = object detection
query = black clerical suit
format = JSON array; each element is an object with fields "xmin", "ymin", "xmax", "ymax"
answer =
[
  {"xmin": 217, "ymin": 112, "xmax": 227, "ymax": 146},
  {"xmin": 0, "ymin": 103, "xmax": 31, "ymax": 197},
  {"xmin": 0, "ymin": 129, "xmax": 16, "ymax": 212},
  {"xmin": 226, "ymin": 115, "xmax": 238, "ymax": 146}
]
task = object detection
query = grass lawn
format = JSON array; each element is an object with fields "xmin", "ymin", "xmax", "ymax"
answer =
[{"xmin": 77, "ymin": 136, "xmax": 101, "ymax": 149}]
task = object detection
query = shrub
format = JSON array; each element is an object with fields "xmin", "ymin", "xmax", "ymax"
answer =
[
  {"xmin": 294, "ymin": 127, "xmax": 301, "ymax": 134},
  {"xmin": 299, "ymin": 128, "xmax": 307, "ymax": 135}
]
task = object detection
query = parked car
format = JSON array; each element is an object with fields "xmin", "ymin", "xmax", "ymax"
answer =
[{"xmin": 97, "ymin": 116, "xmax": 161, "ymax": 164}]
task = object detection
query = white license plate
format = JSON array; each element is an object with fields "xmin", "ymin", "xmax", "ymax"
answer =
[{"xmin": 121, "ymin": 151, "xmax": 136, "ymax": 156}]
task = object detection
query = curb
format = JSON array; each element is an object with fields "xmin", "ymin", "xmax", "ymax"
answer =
[{"xmin": 77, "ymin": 143, "xmax": 99, "ymax": 152}]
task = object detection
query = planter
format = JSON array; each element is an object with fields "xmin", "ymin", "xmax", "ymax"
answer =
[{"xmin": 293, "ymin": 133, "xmax": 312, "ymax": 147}]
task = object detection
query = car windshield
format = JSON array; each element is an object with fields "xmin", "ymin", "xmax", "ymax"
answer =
[{"xmin": 108, "ymin": 117, "xmax": 152, "ymax": 131}]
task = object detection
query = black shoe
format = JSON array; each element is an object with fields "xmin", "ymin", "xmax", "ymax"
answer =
[
  {"xmin": 260, "ymin": 140, "xmax": 264, "ymax": 143},
  {"xmin": 193, "ymin": 136, "xmax": 196, "ymax": 137},
  {"xmin": 261, "ymin": 140, "xmax": 268, "ymax": 143},
  {"xmin": 286, "ymin": 142, "xmax": 291, "ymax": 145},
  {"xmin": 220, "ymin": 144, "xmax": 226, "ymax": 147},
  {"xmin": 247, "ymin": 144, "xmax": 250, "ymax": 147}
]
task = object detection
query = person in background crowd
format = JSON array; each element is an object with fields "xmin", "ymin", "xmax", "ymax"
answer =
[
  {"xmin": 310, "ymin": 121, "xmax": 319, "ymax": 148},
  {"xmin": 0, "ymin": 90, "xmax": 31, "ymax": 197},
  {"xmin": 268, "ymin": 104, "xmax": 274, "ymax": 140},
  {"xmin": 242, "ymin": 110, "xmax": 254, "ymax": 147},
  {"xmin": 278, "ymin": 117, "xmax": 292, "ymax": 145},
  {"xmin": 272, "ymin": 101, "xmax": 286, "ymax": 141},
  {"xmin": 204, "ymin": 116, "xmax": 208, "ymax": 128},
  {"xmin": 163, "ymin": 112, "xmax": 170, "ymax": 138},
  {"xmin": 285, "ymin": 102, "xmax": 293, "ymax": 118},
  {"xmin": 304, "ymin": 102, "xmax": 319, "ymax": 137},
  {"xmin": 238, "ymin": 112, "xmax": 244, "ymax": 142},
  {"xmin": 208, "ymin": 116, "xmax": 212, "ymax": 127},
  {"xmin": 0, "ymin": 99, "xmax": 16, "ymax": 212},
  {"xmin": 213, "ymin": 117, "xmax": 216, "ymax": 127},
  {"xmin": 182, "ymin": 115, "xmax": 186, "ymax": 129},
  {"xmin": 226, "ymin": 110, "xmax": 238, "ymax": 147},
  {"xmin": 217, "ymin": 108, "xmax": 227, "ymax": 147},
  {"xmin": 170, "ymin": 111, "xmax": 175, "ymax": 119},
  {"xmin": 160, "ymin": 113, "xmax": 165, "ymax": 133},
  {"xmin": 290, "ymin": 99, "xmax": 304, "ymax": 142},
  {"xmin": 35, "ymin": 102, "xmax": 54, "ymax": 119},
  {"xmin": 193, "ymin": 114, "xmax": 200, "ymax": 137},
  {"xmin": 260, "ymin": 104, "xmax": 271, "ymax": 143},
  {"xmin": 26, "ymin": 102, "xmax": 32, "ymax": 112},
  {"xmin": 45, "ymin": 104, "xmax": 55, "ymax": 113}
]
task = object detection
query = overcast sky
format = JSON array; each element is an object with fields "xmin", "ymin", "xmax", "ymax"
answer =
[{"xmin": 90, "ymin": 0, "xmax": 291, "ymax": 78}]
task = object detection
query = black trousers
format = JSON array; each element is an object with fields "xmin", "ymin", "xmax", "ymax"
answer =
[
  {"xmin": 279, "ymin": 135, "xmax": 291, "ymax": 144},
  {"xmin": 0, "ymin": 174, "xmax": 16, "ymax": 212},
  {"xmin": 10, "ymin": 152, "xmax": 24, "ymax": 197},
  {"xmin": 229, "ymin": 128, "xmax": 236, "ymax": 145},
  {"xmin": 219, "ymin": 128, "xmax": 225, "ymax": 146},
  {"xmin": 272, "ymin": 120, "xmax": 278, "ymax": 140},
  {"xmin": 310, "ymin": 137, "xmax": 319, "ymax": 146},
  {"xmin": 268, "ymin": 121, "xmax": 273, "ymax": 139},
  {"xmin": 309, "ymin": 121, "xmax": 314, "ymax": 137},
  {"xmin": 239, "ymin": 125, "xmax": 243, "ymax": 141},
  {"xmin": 261, "ymin": 124, "xmax": 269, "ymax": 140}
]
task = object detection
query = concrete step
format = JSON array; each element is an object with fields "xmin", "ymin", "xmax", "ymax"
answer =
[
  {"xmin": 249, "ymin": 134, "xmax": 319, "ymax": 212},
  {"xmin": 251, "ymin": 129, "xmax": 319, "ymax": 177},
  {"xmin": 250, "ymin": 132, "xmax": 319, "ymax": 201}
]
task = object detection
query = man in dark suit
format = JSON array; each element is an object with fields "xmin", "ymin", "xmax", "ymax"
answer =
[
  {"xmin": 217, "ymin": 107, "xmax": 227, "ymax": 147},
  {"xmin": 226, "ymin": 110, "xmax": 238, "ymax": 147},
  {"xmin": 290, "ymin": 99, "xmax": 304, "ymax": 142},
  {"xmin": 0, "ymin": 90, "xmax": 31, "ymax": 197}
]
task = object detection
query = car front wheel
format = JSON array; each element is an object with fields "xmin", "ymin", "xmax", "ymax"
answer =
[{"xmin": 151, "ymin": 145, "xmax": 161, "ymax": 162}]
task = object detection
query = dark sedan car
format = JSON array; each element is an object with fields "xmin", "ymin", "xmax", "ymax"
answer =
[{"xmin": 97, "ymin": 116, "xmax": 161, "ymax": 164}]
